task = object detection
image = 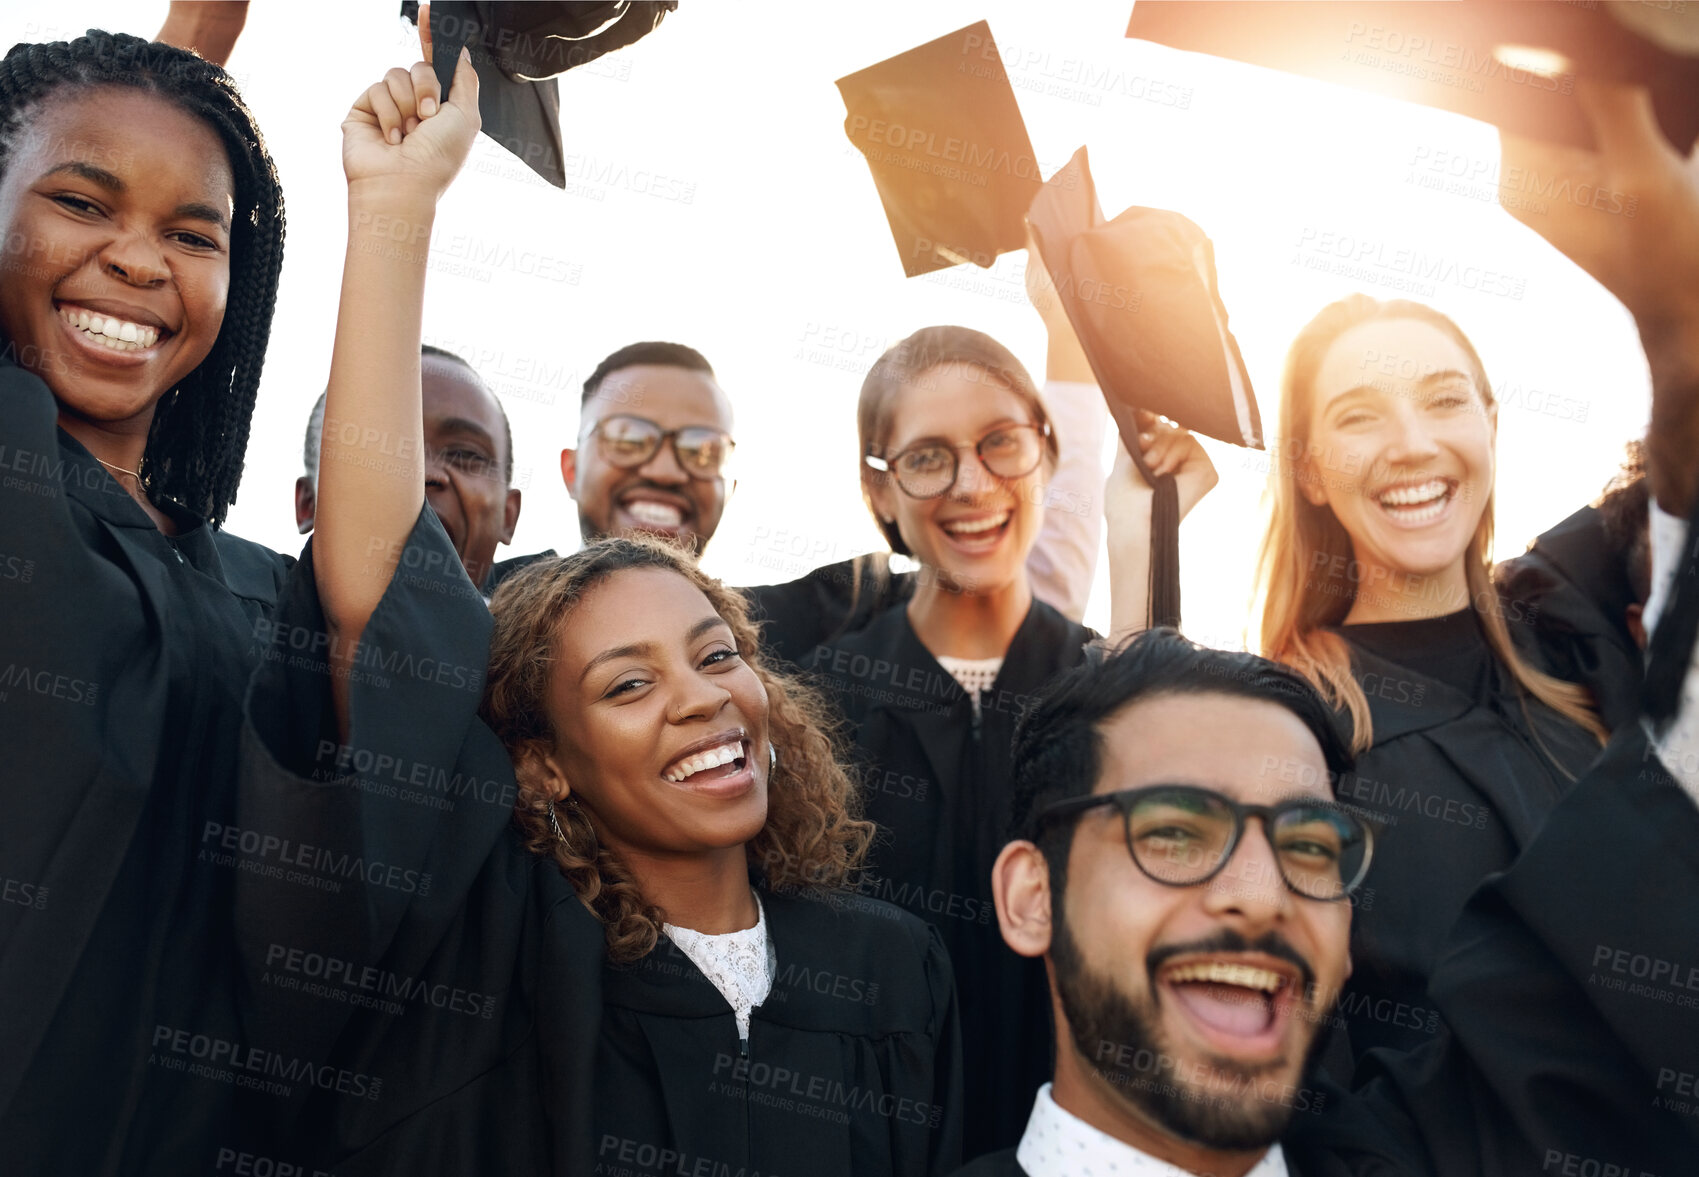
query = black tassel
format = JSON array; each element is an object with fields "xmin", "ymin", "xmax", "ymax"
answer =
[{"xmin": 1127, "ymin": 440, "xmax": 1182, "ymax": 630}]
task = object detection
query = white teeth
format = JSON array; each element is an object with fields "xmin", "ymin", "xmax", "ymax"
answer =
[
  {"xmin": 942, "ymin": 513, "xmax": 1009, "ymax": 536},
  {"xmin": 626, "ymin": 500, "xmax": 684, "ymax": 527},
  {"xmin": 1165, "ymin": 961, "xmax": 1286, "ymax": 993},
  {"xmin": 58, "ymin": 306, "xmax": 161, "ymax": 350},
  {"xmin": 663, "ymin": 739, "xmax": 744, "ymax": 783},
  {"xmin": 1376, "ymin": 479, "xmax": 1449, "ymax": 507}
]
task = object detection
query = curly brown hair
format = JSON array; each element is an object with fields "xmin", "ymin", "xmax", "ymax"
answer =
[{"xmin": 481, "ymin": 536, "xmax": 874, "ymax": 962}]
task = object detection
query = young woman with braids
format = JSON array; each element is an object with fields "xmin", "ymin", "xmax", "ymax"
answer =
[
  {"xmin": 0, "ymin": 29, "xmax": 288, "ymax": 1173},
  {"xmin": 1252, "ymin": 295, "xmax": 1649, "ymax": 1071},
  {"xmin": 218, "ymin": 33, "xmax": 960, "ymax": 1177}
]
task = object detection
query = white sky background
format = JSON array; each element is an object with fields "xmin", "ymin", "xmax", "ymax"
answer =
[{"xmin": 1, "ymin": 2, "xmax": 1652, "ymax": 647}]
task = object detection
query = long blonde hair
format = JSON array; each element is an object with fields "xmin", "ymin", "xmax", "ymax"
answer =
[
  {"xmin": 481, "ymin": 536, "xmax": 874, "ymax": 962},
  {"xmin": 1254, "ymin": 295, "xmax": 1606, "ymax": 754}
]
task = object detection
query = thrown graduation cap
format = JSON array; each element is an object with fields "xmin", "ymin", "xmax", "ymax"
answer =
[
  {"xmin": 1028, "ymin": 146, "xmax": 1263, "ymax": 629},
  {"xmin": 402, "ymin": 1, "xmax": 676, "ymax": 188},
  {"xmin": 837, "ymin": 21, "xmax": 1044, "ymax": 277},
  {"xmin": 1125, "ymin": 1, "xmax": 1699, "ymax": 152}
]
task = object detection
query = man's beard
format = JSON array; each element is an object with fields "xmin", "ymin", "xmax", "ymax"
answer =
[{"xmin": 1049, "ymin": 901, "xmax": 1328, "ymax": 1151}]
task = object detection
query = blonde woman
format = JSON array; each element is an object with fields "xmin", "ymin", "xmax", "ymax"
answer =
[{"xmin": 1254, "ymin": 295, "xmax": 1639, "ymax": 1067}]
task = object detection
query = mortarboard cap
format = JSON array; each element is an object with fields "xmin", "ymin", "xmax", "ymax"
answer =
[
  {"xmin": 1125, "ymin": 0, "xmax": 1699, "ymax": 152},
  {"xmin": 837, "ymin": 22, "xmax": 1045, "ymax": 277},
  {"xmin": 403, "ymin": 2, "xmax": 677, "ymax": 188},
  {"xmin": 1028, "ymin": 146, "xmax": 1263, "ymax": 628}
]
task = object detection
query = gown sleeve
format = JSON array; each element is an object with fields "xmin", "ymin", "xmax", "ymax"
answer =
[
  {"xmin": 923, "ymin": 921, "xmax": 967, "ymax": 1176},
  {"xmin": 1294, "ymin": 724, "xmax": 1699, "ymax": 1175},
  {"xmin": 234, "ymin": 507, "xmax": 525, "ymax": 1066}
]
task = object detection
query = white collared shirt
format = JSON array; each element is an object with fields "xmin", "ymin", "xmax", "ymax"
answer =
[{"xmin": 1015, "ymin": 1083, "xmax": 1289, "ymax": 1177}]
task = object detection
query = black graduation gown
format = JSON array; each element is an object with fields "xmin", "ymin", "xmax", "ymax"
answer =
[
  {"xmin": 237, "ymin": 516, "xmax": 961, "ymax": 1176},
  {"xmin": 1326, "ymin": 583, "xmax": 1626, "ymax": 1066},
  {"xmin": 949, "ymin": 725, "xmax": 1699, "ymax": 1177},
  {"xmin": 597, "ymin": 888, "xmax": 962, "ymax": 1177},
  {"xmin": 1495, "ymin": 504, "xmax": 1644, "ymax": 733},
  {"xmin": 805, "ymin": 600, "xmax": 1095, "ymax": 1159},
  {"xmin": 0, "ymin": 355, "xmax": 291, "ymax": 1174}
]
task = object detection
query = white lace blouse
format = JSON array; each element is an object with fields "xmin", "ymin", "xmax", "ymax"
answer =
[
  {"xmin": 663, "ymin": 893, "xmax": 776, "ymax": 1040},
  {"xmin": 937, "ymin": 655, "xmax": 1005, "ymax": 718}
]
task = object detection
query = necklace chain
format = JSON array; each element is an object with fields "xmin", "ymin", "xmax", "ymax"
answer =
[{"xmin": 96, "ymin": 457, "xmax": 142, "ymax": 479}]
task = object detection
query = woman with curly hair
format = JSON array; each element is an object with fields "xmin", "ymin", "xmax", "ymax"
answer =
[
  {"xmin": 483, "ymin": 537, "xmax": 963, "ymax": 1177},
  {"xmin": 0, "ymin": 27, "xmax": 287, "ymax": 1174}
]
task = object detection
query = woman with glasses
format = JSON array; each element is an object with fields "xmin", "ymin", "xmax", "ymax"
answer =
[{"xmin": 804, "ymin": 325, "xmax": 1217, "ymax": 1159}]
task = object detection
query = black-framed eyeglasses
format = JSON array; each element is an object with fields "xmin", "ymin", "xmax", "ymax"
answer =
[
  {"xmin": 591, "ymin": 415, "xmax": 736, "ymax": 479},
  {"xmin": 1034, "ymin": 784, "xmax": 1375, "ymax": 902},
  {"xmin": 863, "ymin": 421, "xmax": 1051, "ymax": 499}
]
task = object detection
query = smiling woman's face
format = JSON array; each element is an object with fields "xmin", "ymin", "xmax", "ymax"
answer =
[
  {"xmin": 0, "ymin": 85, "xmax": 233, "ymax": 429},
  {"xmin": 1302, "ymin": 317, "xmax": 1496, "ymax": 588},
  {"xmin": 538, "ymin": 566, "xmax": 772, "ymax": 859}
]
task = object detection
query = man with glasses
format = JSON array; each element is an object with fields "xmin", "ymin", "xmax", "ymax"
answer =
[{"xmin": 962, "ymin": 627, "xmax": 1695, "ymax": 1175}]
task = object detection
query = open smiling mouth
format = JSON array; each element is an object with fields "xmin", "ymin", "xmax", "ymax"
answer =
[
  {"xmin": 1373, "ymin": 477, "xmax": 1456, "ymax": 527},
  {"xmin": 938, "ymin": 510, "xmax": 1011, "ymax": 549},
  {"xmin": 661, "ymin": 736, "xmax": 750, "ymax": 786},
  {"xmin": 1158, "ymin": 960, "xmax": 1301, "ymax": 1054},
  {"xmin": 57, "ymin": 304, "xmax": 164, "ymax": 353},
  {"xmin": 620, "ymin": 497, "xmax": 690, "ymax": 532}
]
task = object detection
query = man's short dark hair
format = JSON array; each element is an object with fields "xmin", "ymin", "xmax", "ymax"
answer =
[
  {"xmin": 1009, "ymin": 629, "xmax": 1354, "ymax": 893},
  {"xmin": 582, "ymin": 341, "xmax": 715, "ymax": 406},
  {"xmin": 305, "ymin": 346, "xmax": 514, "ymax": 485}
]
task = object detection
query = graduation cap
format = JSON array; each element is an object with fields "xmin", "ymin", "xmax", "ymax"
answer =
[
  {"xmin": 1028, "ymin": 146, "xmax": 1263, "ymax": 629},
  {"xmin": 403, "ymin": 1, "xmax": 677, "ymax": 188},
  {"xmin": 837, "ymin": 21, "xmax": 1045, "ymax": 277},
  {"xmin": 1125, "ymin": 1, "xmax": 1699, "ymax": 152}
]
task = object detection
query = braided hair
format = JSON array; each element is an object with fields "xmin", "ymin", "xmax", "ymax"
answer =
[{"xmin": 0, "ymin": 30, "xmax": 285, "ymax": 525}]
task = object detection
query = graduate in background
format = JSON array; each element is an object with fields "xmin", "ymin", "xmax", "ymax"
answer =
[
  {"xmin": 237, "ymin": 39, "xmax": 960, "ymax": 1177},
  {"xmin": 805, "ymin": 322, "xmax": 1216, "ymax": 1157},
  {"xmin": 0, "ymin": 31, "xmax": 289, "ymax": 1173},
  {"xmin": 293, "ymin": 343, "xmax": 523, "ymax": 593}
]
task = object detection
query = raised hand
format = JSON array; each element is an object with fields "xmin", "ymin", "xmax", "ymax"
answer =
[
  {"xmin": 342, "ymin": 40, "xmax": 480, "ymax": 202},
  {"xmin": 1500, "ymin": 82, "xmax": 1699, "ymax": 511},
  {"xmin": 1498, "ymin": 82, "xmax": 1699, "ymax": 343},
  {"xmin": 1107, "ymin": 411, "xmax": 1219, "ymax": 523}
]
